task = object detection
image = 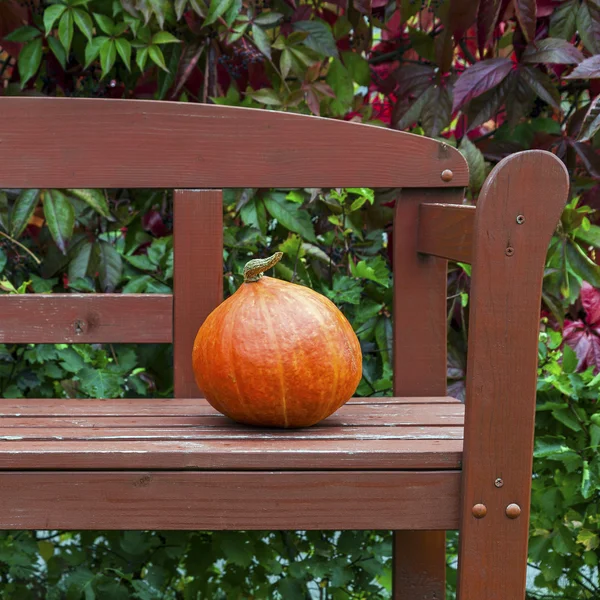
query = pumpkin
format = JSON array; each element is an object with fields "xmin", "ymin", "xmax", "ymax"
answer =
[{"xmin": 192, "ymin": 252, "xmax": 362, "ymax": 428}]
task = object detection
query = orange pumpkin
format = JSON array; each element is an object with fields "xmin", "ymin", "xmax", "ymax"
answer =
[{"xmin": 192, "ymin": 252, "xmax": 362, "ymax": 428}]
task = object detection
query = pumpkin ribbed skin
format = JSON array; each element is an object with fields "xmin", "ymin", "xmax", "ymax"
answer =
[{"xmin": 192, "ymin": 276, "xmax": 362, "ymax": 428}]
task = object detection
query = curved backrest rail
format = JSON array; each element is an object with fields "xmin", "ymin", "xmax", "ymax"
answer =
[{"xmin": 0, "ymin": 98, "xmax": 468, "ymax": 189}]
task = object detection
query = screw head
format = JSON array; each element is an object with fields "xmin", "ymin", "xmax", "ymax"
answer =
[
  {"xmin": 472, "ymin": 504, "xmax": 487, "ymax": 519},
  {"xmin": 506, "ymin": 503, "xmax": 521, "ymax": 519},
  {"xmin": 505, "ymin": 246, "xmax": 515, "ymax": 257},
  {"xmin": 494, "ymin": 478, "xmax": 504, "ymax": 488},
  {"xmin": 73, "ymin": 319, "xmax": 87, "ymax": 335},
  {"xmin": 516, "ymin": 215, "xmax": 525, "ymax": 224},
  {"xmin": 441, "ymin": 169, "xmax": 454, "ymax": 182}
]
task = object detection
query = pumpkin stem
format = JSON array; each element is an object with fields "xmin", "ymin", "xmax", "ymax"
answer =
[{"xmin": 243, "ymin": 252, "xmax": 283, "ymax": 282}]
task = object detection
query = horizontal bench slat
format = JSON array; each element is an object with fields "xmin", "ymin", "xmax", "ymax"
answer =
[
  {"xmin": 0, "ymin": 98, "xmax": 469, "ymax": 189},
  {"xmin": 0, "ymin": 439, "xmax": 463, "ymax": 470},
  {"xmin": 0, "ymin": 396, "xmax": 461, "ymax": 416},
  {"xmin": 417, "ymin": 202, "xmax": 475, "ymax": 263},
  {"xmin": 0, "ymin": 294, "xmax": 172, "ymax": 343},
  {"xmin": 0, "ymin": 471, "xmax": 461, "ymax": 529}
]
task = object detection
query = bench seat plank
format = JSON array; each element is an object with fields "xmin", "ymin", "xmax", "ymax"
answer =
[{"xmin": 0, "ymin": 397, "xmax": 463, "ymax": 470}]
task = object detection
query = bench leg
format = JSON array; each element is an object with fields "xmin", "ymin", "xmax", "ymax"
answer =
[{"xmin": 392, "ymin": 531, "xmax": 446, "ymax": 599}]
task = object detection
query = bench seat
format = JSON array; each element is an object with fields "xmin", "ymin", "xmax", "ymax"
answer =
[{"xmin": 0, "ymin": 396, "xmax": 463, "ymax": 470}]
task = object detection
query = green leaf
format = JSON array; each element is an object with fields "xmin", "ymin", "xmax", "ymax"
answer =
[
  {"xmin": 84, "ymin": 37, "xmax": 105, "ymax": 68},
  {"xmin": 37, "ymin": 541, "xmax": 54, "ymax": 563},
  {"xmin": 96, "ymin": 240, "xmax": 123, "ymax": 292},
  {"xmin": 459, "ymin": 137, "xmax": 486, "ymax": 191},
  {"xmin": 562, "ymin": 344, "xmax": 578, "ymax": 374},
  {"xmin": 44, "ymin": 190, "xmax": 75, "ymax": 255},
  {"xmin": 78, "ymin": 366, "xmax": 122, "ymax": 398},
  {"xmin": 252, "ymin": 24, "xmax": 271, "ymax": 59},
  {"xmin": 577, "ymin": 529, "xmax": 600, "ymax": 551},
  {"xmin": 10, "ymin": 189, "xmax": 39, "ymax": 238},
  {"xmin": 4, "ymin": 26, "xmax": 42, "ymax": 42},
  {"xmin": 255, "ymin": 12, "xmax": 282, "ymax": 26},
  {"xmin": 68, "ymin": 240, "xmax": 94, "ymax": 281},
  {"xmin": 73, "ymin": 8, "xmax": 94, "ymax": 42},
  {"xmin": 0, "ymin": 249, "xmax": 6, "ymax": 275},
  {"xmin": 148, "ymin": 45, "xmax": 168, "ymax": 71},
  {"xmin": 349, "ymin": 256, "xmax": 390, "ymax": 287},
  {"xmin": 247, "ymin": 88, "xmax": 281, "ymax": 105},
  {"xmin": 576, "ymin": 1, "xmax": 600, "ymax": 55},
  {"xmin": 175, "ymin": 0, "xmax": 188, "ymax": 20},
  {"xmin": 152, "ymin": 31, "xmax": 181, "ymax": 44},
  {"xmin": 94, "ymin": 13, "xmax": 115, "ymax": 35},
  {"xmin": 293, "ymin": 20, "xmax": 338, "ymax": 57},
  {"xmin": 326, "ymin": 58, "xmax": 354, "ymax": 114},
  {"xmin": 58, "ymin": 10, "xmax": 74, "ymax": 55},
  {"xmin": 48, "ymin": 36, "xmax": 67, "ymax": 69},
  {"xmin": 280, "ymin": 48, "xmax": 292, "ymax": 79},
  {"xmin": 18, "ymin": 37, "xmax": 43, "ymax": 86},
  {"xmin": 99, "ymin": 38, "xmax": 117, "ymax": 78},
  {"xmin": 44, "ymin": 4, "xmax": 67, "ymax": 35},
  {"xmin": 263, "ymin": 194, "xmax": 317, "ymax": 242},
  {"xmin": 0, "ymin": 191, "xmax": 7, "ymax": 232},
  {"xmin": 115, "ymin": 38, "xmax": 132, "ymax": 71},
  {"xmin": 566, "ymin": 239, "xmax": 600, "ymax": 287},
  {"xmin": 205, "ymin": 0, "xmax": 234, "ymax": 26},
  {"xmin": 341, "ymin": 51, "xmax": 370, "ymax": 86},
  {"xmin": 549, "ymin": 0, "xmax": 577, "ymax": 39},
  {"xmin": 136, "ymin": 47, "xmax": 149, "ymax": 71}
]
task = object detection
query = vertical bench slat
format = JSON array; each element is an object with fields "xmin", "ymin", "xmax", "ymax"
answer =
[
  {"xmin": 457, "ymin": 151, "xmax": 569, "ymax": 599},
  {"xmin": 173, "ymin": 190, "xmax": 223, "ymax": 399},
  {"xmin": 392, "ymin": 187, "xmax": 465, "ymax": 599}
]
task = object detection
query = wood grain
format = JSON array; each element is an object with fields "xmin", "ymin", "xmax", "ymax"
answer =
[
  {"xmin": 173, "ymin": 190, "xmax": 223, "ymax": 398},
  {"xmin": 393, "ymin": 187, "xmax": 465, "ymax": 600},
  {"xmin": 0, "ymin": 396, "xmax": 461, "ymax": 416},
  {"xmin": 0, "ymin": 439, "xmax": 463, "ymax": 470},
  {"xmin": 0, "ymin": 98, "xmax": 468, "ymax": 189},
  {"xmin": 0, "ymin": 294, "xmax": 172, "ymax": 343},
  {"xmin": 0, "ymin": 471, "xmax": 461, "ymax": 530},
  {"xmin": 457, "ymin": 151, "xmax": 569, "ymax": 600},
  {"xmin": 418, "ymin": 202, "xmax": 475, "ymax": 263}
]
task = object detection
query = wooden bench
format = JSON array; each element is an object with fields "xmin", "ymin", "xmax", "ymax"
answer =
[{"xmin": 0, "ymin": 97, "xmax": 569, "ymax": 599}]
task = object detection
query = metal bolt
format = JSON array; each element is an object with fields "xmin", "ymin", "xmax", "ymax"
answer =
[
  {"xmin": 494, "ymin": 478, "xmax": 504, "ymax": 488},
  {"xmin": 516, "ymin": 215, "xmax": 525, "ymax": 224},
  {"xmin": 472, "ymin": 504, "xmax": 487, "ymax": 519},
  {"xmin": 73, "ymin": 319, "xmax": 87, "ymax": 334},
  {"xmin": 441, "ymin": 169, "xmax": 454, "ymax": 182},
  {"xmin": 505, "ymin": 246, "xmax": 514, "ymax": 257},
  {"xmin": 506, "ymin": 503, "xmax": 522, "ymax": 519}
]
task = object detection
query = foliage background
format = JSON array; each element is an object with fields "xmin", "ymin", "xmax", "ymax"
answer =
[{"xmin": 1, "ymin": 0, "xmax": 600, "ymax": 597}]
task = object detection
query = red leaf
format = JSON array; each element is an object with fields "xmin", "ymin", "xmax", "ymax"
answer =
[
  {"xmin": 573, "ymin": 142, "xmax": 600, "ymax": 179},
  {"xmin": 449, "ymin": 0, "xmax": 480, "ymax": 38},
  {"xmin": 452, "ymin": 57, "xmax": 513, "ymax": 111},
  {"xmin": 581, "ymin": 281, "xmax": 600, "ymax": 327},
  {"xmin": 564, "ymin": 320, "xmax": 600, "ymax": 373},
  {"xmin": 477, "ymin": 0, "xmax": 503, "ymax": 52},
  {"xmin": 565, "ymin": 55, "xmax": 600, "ymax": 80},
  {"xmin": 142, "ymin": 210, "xmax": 169, "ymax": 237},
  {"xmin": 514, "ymin": 0, "xmax": 537, "ymax": 42},
  {"xmin": 522, "ymin": 37, "xmax": 584, "ymax": 64}
]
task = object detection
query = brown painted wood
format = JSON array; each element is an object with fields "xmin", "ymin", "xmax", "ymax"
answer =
[
  {"xmin": 173, "ymin": 190, "xmax": 223, "ymax": 398},
  {"xmin": 0, "ymin": 294, "xmax": 172, "ymax": 343},
  {"xmin": 0, "ymin": 471, "xmax": 461, "ymax": 530},
  {"xmin": 393, "ymin": 187, "xmax": 465, "ymax": 600},
  {"xmin": 0, "ymin": 98, "xmax": 468, "ymax": 189},
  {"xmin": 0, "ymin": 396, "xmax": 460, "ymax": 415},
  {"xmin": 0, "ymin": 399, "xmax": 464, "ymax": 425},
  {"xmin": 457, "ymin": 151, "xmax": 569, "ymax": 600},
  {"xmin": 418, "ymin": 203, "xmax": 475, "ymax": 263},
  {"xmin": 0, "ymin": 439, "xmax": 463, "ymax": 470},
  {"xmin": 0, "ymin": 425, "xmax": 463, "ymax": 441}
]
